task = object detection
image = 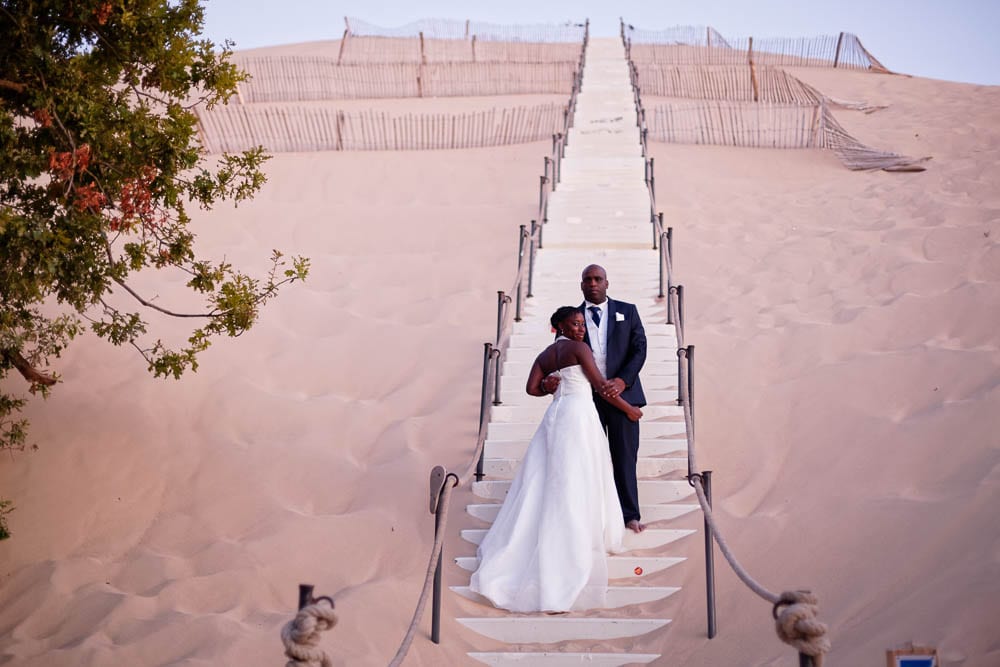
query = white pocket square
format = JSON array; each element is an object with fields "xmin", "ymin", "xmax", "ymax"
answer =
[{"xmin": 615, "ymin": 312, "xmax": 625, "ymax": 321}]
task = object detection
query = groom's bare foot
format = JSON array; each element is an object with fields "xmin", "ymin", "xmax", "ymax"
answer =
[{"xmin": 626, "ymin": 520, "xmax": 646, "ymax": 533}]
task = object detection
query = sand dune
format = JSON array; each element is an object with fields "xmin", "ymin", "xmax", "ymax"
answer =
[{"xmin": 1, "ymin": 47, "xmax": 999, "ymax": 667}]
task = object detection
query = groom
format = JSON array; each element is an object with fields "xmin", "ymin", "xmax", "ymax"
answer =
[{"xmin": 542, "ymin": 264, "xmax": 648, "ymax": 533}]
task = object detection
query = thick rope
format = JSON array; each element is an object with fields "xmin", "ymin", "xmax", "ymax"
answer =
[
  {"xmin": 387, "ymin": 475, "xmax": 457, "ymax": 667},
  {"xmin": 281, "ymin": 599, "xmax": 338, "ymax": 667},
  {"xmin": 773, "ymin": 591, "xmax": 831, "ymax": 664}
]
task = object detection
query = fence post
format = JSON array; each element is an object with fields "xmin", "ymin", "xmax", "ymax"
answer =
[
  {"xmin": 703, "ymin": 469, "xmax": 717, "ymax": 639},
  {"xmin": 833, "ymin": 32, "xmax": 844, "ymax": 68},
  {"xmin": 476, "ymin": 342, "xmax": 492, "ymax": 481}
]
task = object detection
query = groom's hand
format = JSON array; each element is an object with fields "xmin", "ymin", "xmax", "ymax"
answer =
[{"xmin": 600, "ymin": 378, "xmax": 626, "ymax": 399}]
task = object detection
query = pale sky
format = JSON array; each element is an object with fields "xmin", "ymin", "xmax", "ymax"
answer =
[{"xmin": 202, "ymin": 0, "xmax": 1000, "ymax": 86}]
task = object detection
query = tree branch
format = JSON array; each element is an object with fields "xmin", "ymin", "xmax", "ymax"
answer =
[
  {"xmin": 0, "ymin": 78, "xmax": 26, "ymax": 94},
  {"xmin": 3, "ymin": 350, "xmax": 57, "ymax": 387},
  {"xmin": 102, "ymin": 240, "xmax": 215, "ymax": 318}
]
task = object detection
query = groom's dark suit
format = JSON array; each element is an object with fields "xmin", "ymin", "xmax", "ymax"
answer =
[{"xmin": 580, "ymin": 298, "xmax": 647, "ymax": 524}]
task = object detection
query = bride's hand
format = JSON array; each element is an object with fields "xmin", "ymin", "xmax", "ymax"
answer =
[{"xmin": 627, "ymin": 405, "xmax": 643, "ymax": 422}]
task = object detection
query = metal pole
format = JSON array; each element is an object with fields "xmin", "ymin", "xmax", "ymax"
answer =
[
  {"xmin": 528, "ymin": 220, "xmax": 537, "ymax": 298},
  {"xmin": 514, "ymin": 225, "xmax": 526, "ymax": 322},
  {"xmin": 676, "ymin": 344, "xmax": 683, "ymax": 406},
  {"xmin": 657, "ymin": 239, "xmax": 664, "ymax": 299},
  {"xmin": 538, "ymin": 175, "xmax": 549, "ymax": 224},
  {"xmin": 297, "ymin": 584, "xmax": 314, "ymax": 610},
  {"xmin": 677, "ymin": 284, "xmax": 685, "ymax": 335},
  {"xmin": 476, "ymin": 342, "xmax": 492, "ymax": 481},
  {"xmin": 493, "ymin": 346, "xmax": 503, "ymax": 406},
  {"xmin": 667, "ymin": 224, "xmax": 674, "ymax": 285},
  {"xmin": 431, "ymin": 497, "xmax": 444, "ymax": 643},
  {"xmin": 666, "ymin": 281, "xmax": 674, "ymax": 325},
  {"xmin": 687, "ymin": 344, "xmax": 695, "ymax": 441},
  {"xmin": 704, "ymin": 470, "xmax": 717, "ymax": 639},
  {"xmin": 495, "ymin": 291, "xmax": 505, "ymax": 346}
]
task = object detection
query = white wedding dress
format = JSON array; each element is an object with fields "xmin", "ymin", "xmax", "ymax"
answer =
[{"xmin": 469, "ymin": 361, "xmax": 625, "ymax": 612}]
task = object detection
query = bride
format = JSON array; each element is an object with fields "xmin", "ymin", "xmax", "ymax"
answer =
[{"xmin": 469, "ymin": 306, "xmax": 642, "ymax": 613}]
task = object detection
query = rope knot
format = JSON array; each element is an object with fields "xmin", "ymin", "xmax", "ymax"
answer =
[
  {"xmin": 772, "ymin": 590, "xmax": 830, "ymax": 665},
  {"xmin": 281, "ymin": 599, "xmax": 338, "ymax": 667}
]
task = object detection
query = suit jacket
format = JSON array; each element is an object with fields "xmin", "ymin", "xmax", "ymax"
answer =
[{"xmin": 580, "ymin": 298, "xmax": 647, "ymax": 407}]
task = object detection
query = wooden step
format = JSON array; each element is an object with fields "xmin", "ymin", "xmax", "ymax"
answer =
[
  {"xmin": 452, "ymin": 585, "xmax": 680, "ymax": 609},
  {"xmin": 483, "ymin": 438, "xmax": 685, "ymax": 459},
  {"xmin": 468, "ymin": 652, "xmax": 658, "ymax": 666},
  {"xmin": 488, "ymin": 419, "xmax": 684, "ymax": 441},
  {"xmin": 455, "ymin": 555, "xmax": 686, "ymax": 580},
  {"xmin": 457, "ymin": 617, "xmax": 670, "ymax": 643},
  {"xmin": 491, "ymin": 403, "xmax": 683, "ymax": 422},
  {"xmin": 481, "ymin": 456, "xmax": 686, "ymax": 479},
  {"xmin": 465, "ymin": 502, "xmax": 697, "ymax": 525},
  {"xmin": 472, "ymin": 479, "xmax": 694, "ymax": 503},
  {"xmin": 497, "ymin": 386, "xmax": 679, "ymax": 405},
  {"xmin": 461, "ymin": 528, "xmax": 696, "ymax": 550}
]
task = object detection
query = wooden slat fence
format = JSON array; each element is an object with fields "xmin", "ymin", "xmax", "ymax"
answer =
[
  {"xmin": 627, "ymin": 27, "xmax": 888, "ymax": 72},
  {"xmin": 196, "ymin": 103, "xmax": 566, "ymax": 153},
  {"xmin": 345, "ymin": 16, "xmax": 586, "ymax": 43},
  {"xmin": 635, "ymin": 64, "xmax": 822, "ymax": 104},
  {"xmin": 235, "ymin": 58, "xmax": 578, "ymax": 101},
  {"xmin": 337, "ymin": 36, "xmax": 582, "ymax": 64},
  {"xmin": 646, "ymin": 101, "xmax": 927, "ymax": 170}
]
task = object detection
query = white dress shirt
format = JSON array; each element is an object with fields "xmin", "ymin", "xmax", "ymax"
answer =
[{"xmin": 584, "ymin": 299, "xmax": 608, "ymax": 379}]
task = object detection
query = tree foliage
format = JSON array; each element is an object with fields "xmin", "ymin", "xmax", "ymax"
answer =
[{"xmin": 0, "ymin": 0, "xmax": 309, "ymax": 536}]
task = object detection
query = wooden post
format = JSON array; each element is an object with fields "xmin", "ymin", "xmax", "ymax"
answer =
[
  {"xmin": 748, "ymin": 37, "xmax": 759, "ymax": 102},
  {"xmin": 419, "ymin": 31, "xmax": 426, "ymax": 65},
  {"xmin": 706, "ymin": 26, "xmax": 711, "ymax": 48},
  {"xmin": 833, "ymin": 31, "xmax": 844, "ymax": 68},
  {"xmin": 465, "ymin": 19, "xmax": 470, "ymax": 39},
  {"xmin": 336, "ymin": 28, "xmax": 349, "ymax": 65},
  {"xmin": 335, "ymin": 110, "xmax": 344, "ymax": 151},
  {"xmin": 471, "ymin": 35, "xmax": 476, "ymax": 62}
]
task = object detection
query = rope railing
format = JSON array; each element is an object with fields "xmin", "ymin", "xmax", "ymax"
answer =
[
  {"xmin": 625, "ymin": 19, "xmax": 831, "ymax": 665},
  {"xmin": 379, "ymin": 22, "xmax": 586, "ymax": 666}
]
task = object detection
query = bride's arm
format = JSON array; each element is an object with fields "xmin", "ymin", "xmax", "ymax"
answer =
[
  {"xmin": 572, "ymin": 342, "xmax": 643, "ymax": 421},
  {"xmin": 526, "ymin": 357, "xmax": 547, "ymax": 396}
]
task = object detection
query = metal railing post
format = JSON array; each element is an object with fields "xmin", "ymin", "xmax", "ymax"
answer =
[
  {"xmin": 658, "ymin": 234, "xmax": 665, "ymax": 299},
  {"xmin": 677, "ymin": 284, "xmax": 685, "ymax": 334},
  {"xmin": 492, "ymin": 346, "xmax": 503, "ymax": 406},
  {"xmin": 514, "ymin": 224, "xmax": 526, "ymax": 322},
  {"xmin": 528, "ymin": 220, "xmax": 537, "ymax": 298},
  {"xmin": 476, "ymin": 342, "xmax": 492, "ymax": 481},
  {"xmin": 687, "ymin": 344, "xmax": 695, "ymax": 442},
  {"xmin": 676, "ymin": 344, "xmax": 684, "ymax": 406},
  {"xmin": 495, "ymin": 291, "xmax": 505, "ymax": 346},
  {"xmin": 431, "ymin": 498, "xmax": 444, "ymax": 643},
  {"xmin": 703, "ymin": 469, "xmax": 716, "ymax": 639}
]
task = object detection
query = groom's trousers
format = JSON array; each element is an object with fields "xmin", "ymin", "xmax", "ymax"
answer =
[{"xmin": 594, "ymin": 398, "xmax": 641, "ymax": 524}]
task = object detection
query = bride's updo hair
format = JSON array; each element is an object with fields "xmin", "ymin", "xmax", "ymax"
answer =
[{"xmin": 550, "ymin": 306, "xmax": 580, "ymax": 331}]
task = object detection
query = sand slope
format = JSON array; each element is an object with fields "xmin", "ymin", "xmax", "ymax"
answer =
[{"xmin": 1, "ymin": 60, "xmax": 998, "ymax": 667}]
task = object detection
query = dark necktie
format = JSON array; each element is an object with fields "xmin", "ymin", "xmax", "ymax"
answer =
[{"xmin": 588, "ymin": 306, "xmax": 601, "ymax": 326}]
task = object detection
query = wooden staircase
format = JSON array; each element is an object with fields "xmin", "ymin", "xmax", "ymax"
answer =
[{"xmin": 451, "ymin": 37, "xmax": 696, "ymax": 665}]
